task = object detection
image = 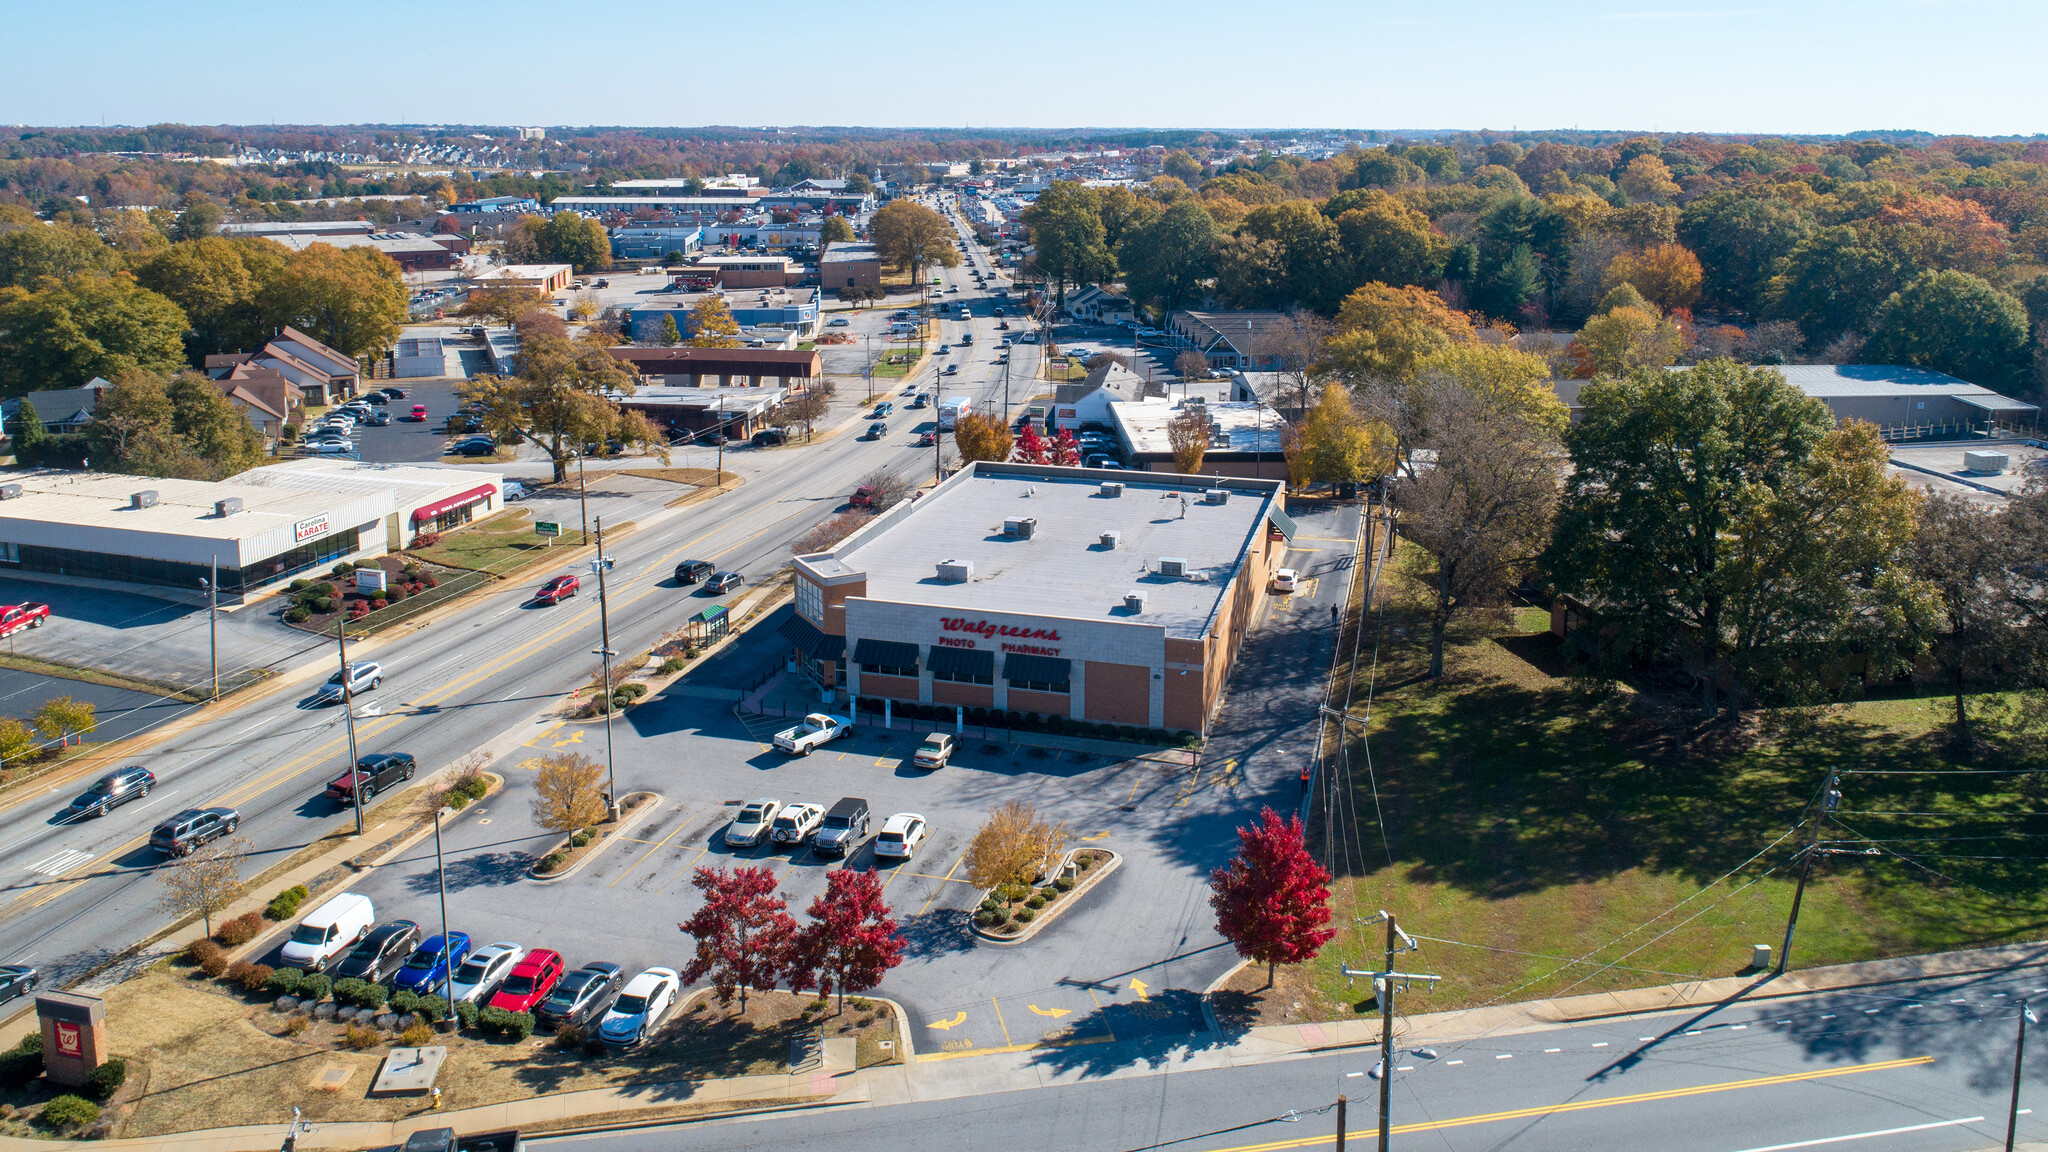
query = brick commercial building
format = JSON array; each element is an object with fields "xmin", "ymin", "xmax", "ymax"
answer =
[
  {"xmin": 786, "ymin": 462, "xmax": 1295, "ymax": 735},
  {"xmin": 820, "ymin": 242, "xmax": 882, "ymax": 293}
]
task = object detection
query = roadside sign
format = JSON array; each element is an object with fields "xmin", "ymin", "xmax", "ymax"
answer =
[{"xmin": 535, "ymin": 521, "xmax": 562, "ymax": 537}]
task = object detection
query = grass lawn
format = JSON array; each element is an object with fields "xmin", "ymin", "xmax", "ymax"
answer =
[
  {"xmin": 1307, "ymin": 541, "xmax": 2048, "ymax": 1017},
  {"xmin": 407, "ymin": 508, "xmax": 599, "ymax": 578}
]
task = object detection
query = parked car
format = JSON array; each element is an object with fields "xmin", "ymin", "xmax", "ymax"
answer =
[
  {"xmin": 67, "ymin": 766, "xmax": 155, "ymax": 818},
  {"xmin": 280, "ymin": 892, "xmax": 376, "ymax": 972},
  {"xmin": 327, "ymin": 752, "xmax": 415, "ymax": 804},
  {"xmin": 366, "ymin": 411, "xmax": 392, "ymax": 426},
  {"xmin": 0, "ymin": 966, "xmax": 37, "ymax": 1007},
  {"xmin": 407, "ymin": 405, "xmax": 429, "ymax": 421},
  {"xmin": 454, "ymin": 439, "xmax": 497, "ymax": 457},
  {"xmin": 599, "ymin": 968, "xmax": 680, "ymax": 1049},
  {"xmin": 724, "ymin": 799, "xmax": 782, "ymax": 847},
  {"xmin": 301, "ymin": 439, "xmax": 354, "ymax": 455},
  {"xmin": 316, "ymin": 661, "xmax": 382, "ymax": 704},
  {"xmin": 813, "ymin": 798, "xmax": 871, "ymax": 856},
  {"xmin": 913, "ymin": 733, "xmax": 954, "ymax": 769},
  {"xmin": 773, "ymin": 713, "xmax": 850, "ymax": 756},
  {"xmin": 673, "ymin": 560, "xmax": 714, "ymax": 585},
  {"xmin": 502, "ymin": 480, "xmax": 528, "ymax": 502},
  {"xmin": 771, "ymin": 803, "xmax": 826, "ymax": 845},
  {"xmin": 874, "ymin": 813, "xmax": 928, "ymax": 861},
  {"xmin": 827, "ymin": 317, "xmax": 851, "ymax": 327},
  {"xmin": 395, "ymin": 931, "xmax": 472, "ymax": 995},
  {"xmin": 536, "ymin": 963, "xmax": 624, "ymax": 1029},
  {"xmin": 534, "ymin": 575, "xmax": 579, "ymax": 604},
  {"xmin": 488, "ymin": 948, "xmax": 566, "ymax": 1013},
  {"xmin": 335, "ymin": 920, "xmax": 424, "ymax": 983},
  {"xmin": 706, "ymin": 571, "xmax": 744, "ymax": 594},
  {"xmin": 751, "ymin": 428, "xmax": 788, "ymax": 446},
  {"xmin": 448, "ymin": 942, "xmax": 525, "ymax": 1003},
  {"xmin": 0, "ymin": 603, "xmax": 50, "ymax": 637},
  {"xmin": 149, "ymin": 806, "xmax": 239, "ymax": 856},
  {"xmin": 381, "ymin": 388, "xmax": 407, "ymax": 400},
  {"xmin": 1271, "ymin": 568, "xmax": 1299, "ymax": 593}
]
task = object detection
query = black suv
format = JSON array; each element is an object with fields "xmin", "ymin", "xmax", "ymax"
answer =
[
  {"xmin": 674, "ymin": 560, "xmax": 714, "ymax": 585},
  {"xmin": 751, "ymin": 429, "xmax": 787, "ymax": 446},
  {"xmin": 150, "ymin": 807, "xmax": 240, "ymax": 856},
  {"xmin": 67, "ymin": 766, "xmax": 156, "ymax": 818},
  {"xmin": 334, "ymin": 919, "xmax": 423, "ymax": 983}
]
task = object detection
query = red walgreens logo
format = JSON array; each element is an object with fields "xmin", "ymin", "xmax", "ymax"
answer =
[{"xmin": 939, "ymin": 617, "xmax": 1059, "ymax": 642}]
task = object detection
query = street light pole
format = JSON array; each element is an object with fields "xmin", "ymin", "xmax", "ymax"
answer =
[
  {"xmin": 592, "ymin": 516, "xmax": 619, "ymax": 821},
  {"xmin": 576, "ymin": 451, "xmax": 590, "ymax": 546},
  {"xmin": 433, "ymin": 805, "xmax": 456, "ymax": 1031},
  {"xmin": 2010, "ymin": 999, "xmax": 2038, "ymax": 1152},
  {"xmin": 337, "ymin": 619, "xmax": 364, "ymax": 836}
]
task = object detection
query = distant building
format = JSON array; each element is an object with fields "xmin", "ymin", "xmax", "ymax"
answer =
[
  {"xmin": 607, "ymin": 224, "xmax": 704, "ymax": 260},
  {"xmin": 448, "ymin": 195, "xmax": 540, "ymax": 214},
  {"xmin": 3, "ymin": 382, "xmax": 110, "ymax": 436},
  {"xmin": 1051, "ymin": 363, "xmax": 1147, "ymax": 432},
  {"xmin": 819, "ymin": 242, "xmax": 882, "ymax": 293},
  {"xmin": 473, "ymin": 264, "xmax": 573, "ymax": 293},
  {"xmin": 621, "ymin": 291, "xmax": 821, "ymax": 343},
  {"xmin": 1065, "ymin": 285, "xmax": 1135, "ymax": 325},
  {"xmin": 393, "ymin": 337, "xmax": 457, "ymax": 379},
  {"xmin": 205, "ymin": 326, "xmax": 361, "ymax": 406},
  {"xmin": 219, "ymin": 220, "xmax": 376, "ymax": 239},
  {"xmin": 1166, "ymin": 311, "xmax": 1295, "ymax": 372},
  {"xmin": 1547, "ymin": 364, "xmax": 2043, "ymax": 435}
]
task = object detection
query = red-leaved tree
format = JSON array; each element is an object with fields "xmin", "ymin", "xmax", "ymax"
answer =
[
  {"xmin": 679, "ymin": 865, "xmax": 796, "ymax": 1012},
  {"xmin": 1209, "ymin": 808, "xmax": 1335, "ymax": 988},
  {"xmin": 1014, "ymin": 423, "xmax": 1049, "ymax": 464},
  {"xmin": 788, "ymin": 868, "xmax": 906, "ymax": 1014},
  {"xmin": 1050, "ymin": 428, "xmax": 1082, "ymax": 467}
]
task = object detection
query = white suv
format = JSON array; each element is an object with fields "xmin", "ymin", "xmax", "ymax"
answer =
[{"xmin": 874, "ymin": 813, "xmax": 927, "ymax": 860}]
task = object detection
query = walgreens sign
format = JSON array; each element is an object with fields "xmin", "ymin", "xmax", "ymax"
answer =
[{"xmin": 938, "ymin": 617, "xmax": 1060, "ymax": 642}]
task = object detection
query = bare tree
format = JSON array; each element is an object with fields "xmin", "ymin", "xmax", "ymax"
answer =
[
  {"xmin": 1250, "ymin": 311, "xmax": 1332, "ymax": 414},
  {"xmin": 1394, "ymin": 384, "xmax": 1561, "ymax": 677},
  {"xmin": 794, "ymin": 510, "xmax": 876, "ymax": 555},
  {"xmin": 530, "ymin": 752, "xmax": 609, "ymax": 834},
  {"xmin": 855, "ymin": 467, "xmax": 910, "ymax": 511},
  {"xmin": 1167, "ymin": 408, "xmax": 1211, "ymax": 474},
  {"xmin": 1175, "ymin": 349, "xmax": 1211, "ymax": 384},
  {"xmin": 157, "ymin": 835, "xmax": 252, "ymax": 937}
]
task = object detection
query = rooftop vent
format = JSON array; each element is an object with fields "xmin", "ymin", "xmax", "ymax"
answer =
[
  {"xmin": 1158, "ymin": 556, "xmax": 1189, "ymax": 578},
  {"xmin": 214, "ymin": 497, "xmax": 243, "ymax": 518},
  {"xmin": 937, "ymin": 559, "xmax": 974, "ymax": 582},
  {"xmin": 1099, "ymin": 481, "xmax": 1123, "ymax": 498},
  {"xmin": 1211, "ymin": 430, "xmax": 1232, "ymax": 448},
  {"xmin": 1099, "ymin": 530, "xmax": 1121, "ymax": 550},
  {"xmin": 0, "ymin": 484, "xmax": 20, "ymax": 501},
  {"xmin": 1965, "ymin": 450, "xmax": 2010, "ymax": 475},
  {"xmin": 1002, "ymin": 516, "xmax": 1038, "ymax": 539},
  {"xmin": 130, "ymin": 490, "xmax": 159, "ymax": 510},
  {"xmin": 1203, "ymin": 488, "xmax": 1230, "ymax": 504},
  {"xmin": 1124, "ymin": 591, "xmax": 1147, "ymax": 613}
]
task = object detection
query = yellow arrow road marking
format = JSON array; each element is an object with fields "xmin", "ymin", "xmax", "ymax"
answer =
[
  {"xmin": 1080, "ymin": 831, "xmax": 1110, "ymax": 842},
  {"xmin": 926, "ymin": 1012, "xmax": 968, "ymax": 1030},
  {"xmin": 1128, "ymin": 978, "xmax": 1149, "ymax": 1001},
  {"xmin": 1027, "ymin": 1004, "xmax": 1071, "ymax": 1018}
]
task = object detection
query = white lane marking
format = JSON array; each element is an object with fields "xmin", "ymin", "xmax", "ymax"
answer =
[
  {"xmin": 1685, "ymin": 1030, "xmax": 1702, "ymax": 1036},
  {"xmin": 1445, "ymin": 1060, "xmax": 1463, "ymax": 1065},
  {"xmin": 1345, "ymin": 1072, "xmax": 1362, "ymax": 1078},
  {"xmin": 1952, "ymin": 999, "xmax": 1970, "ymax": 1003},
  {"xmin": 1495, "ymin": 1054, "xmax": 1512, "ymax": 1060},
  {"xmin": 129, "ymin": 788, "xmax": 180, "ymax": 814},
  {"xmin": 1721, "ymin": 1116, "xmax": 1985, "ymax": 1152},
  {"xmin": 1544, "ymin": 1048, "xmax": 1561, "ymax": 1053},
  {"xmin": 27, "ymin": 849, "xmax": 91, "ymax": 876},
  {"xmin": 1639, "ymin": 1036, "xmax": 1655, "ymax": 1041},
  {"xmin": 1732, "ymin": 1025, "xmax": 1747, "ymax": 1030},
  {"xmin": 1863, "ymin": 1008, "xmax": 1881, "ymax": 1014},
  {"xmin": 1820, "ymin": 1014, "xmax": 1837, "ymax": 1020},
  {"xmin": 1590, "ymin": 1042, "xmax": 1608, "ymax": 1048},
  {"xmin": 1396, "ymin": 1065, "xmax": 1414, "ymax": 1072}
]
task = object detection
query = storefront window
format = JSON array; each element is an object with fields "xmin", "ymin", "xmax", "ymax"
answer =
[
  {"xmin": 931, "ymin": 667, "xmax": 992, "ymax": 685},
  {"xmin": 1008, "ymin": 676, "xmax": 1070, "ymax": 693},
  {"xmin": 863, "ymin": 659, "xmax": 918, "ymax": 678},
  {"xmin": 795, "ymin": 579, "xmax": 823, "ymax": 623},
  {"xmin": 11, "ymin": 527, "xmax": 360, "ymax": 594}
]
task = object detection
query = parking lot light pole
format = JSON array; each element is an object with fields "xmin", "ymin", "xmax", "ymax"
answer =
[
  {"xmin": 433, "ymin": 806, "xmax": 456, "ymax": 1031},
  {"xmin": 200, "ymin": 557, "xmax": 219, "ymax": 702},
  {"xmin": 337, "ymin": 620, "xmax": 364, "ymax": 836},
  {"xmin": 591, "ymin": 517, "xmax": 620, "ymax": 821}
]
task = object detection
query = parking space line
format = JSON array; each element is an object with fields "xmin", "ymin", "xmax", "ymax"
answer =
[
  {"xmin": 992, "ymin": 998, "xmax": 1013, "ymax": 1046},
  {"xmin": 608, "ymin": 817, "xmax": 692, "ymax": 889},
  {"xmin": 653, "ymin": 844, "xmax": 709, "ymax": 897},
  {"xmin": 917, "ymin": 854, "xmax": 966, "ymax": 915},
  {"xmin": 1086, "ymin": 986, "xmax": 1117, "ymax": 1042}
]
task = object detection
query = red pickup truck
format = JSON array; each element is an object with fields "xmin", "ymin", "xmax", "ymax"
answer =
[{"xmin": 0, "ymin": 604, "xmax": 50, "ymax": 637}]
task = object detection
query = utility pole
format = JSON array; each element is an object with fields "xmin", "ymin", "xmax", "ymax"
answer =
[
  {"xmin": 337, "ymin": 619, "xmax": 364, "ymax": 836},
  {"xmin": 1342, "ymin": 910, "xmax": 1440, "ymax": 1152},
  {"xmin": 591, "ymin": 517, "xmax": 620, "ymax": 820},
  {"xmin": 576, "ymin": 450, "xmax": 590, "ymax": 545},
  {"xmin": 201, "ymin": 556, "xmax": 219, "ymax": 702},
  {"xmin": 2011, "ymin": 999, "xmax": 2038, "ymax": 1152},
  {"xmin": 1776, "ymin": 769, "xmax": 1841, "ymax": 975},
  {"xmin": 716, "ymin": 395, "xmax": 726, "ymax": 484},
  {"xmin": 433, "ymin": 805, "xmax": 456, "ymax": 1031},
  {"xmin": 1335, "ymin": 1095, "xmax": 1348, "ymax": 1152}
]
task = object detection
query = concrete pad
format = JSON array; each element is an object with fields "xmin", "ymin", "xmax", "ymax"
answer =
[
  {"xmin": 822, "ymin": 1037, "xmax": 856, "ymax": 1073},
  {"xmin": 369, "ymin": 1046, "xmax": 446, "ymax": 1096},
  {"xmin": 308, "ymin": 1063, "xmax": 354, "ymax": 1092}
]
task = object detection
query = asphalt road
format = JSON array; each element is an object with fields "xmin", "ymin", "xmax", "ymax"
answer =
[{"xmin": 528, "ymin": 965, "xmax": 2048, "ymax": 1152}]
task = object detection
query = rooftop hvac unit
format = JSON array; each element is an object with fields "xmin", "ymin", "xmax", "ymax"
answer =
[
  {"xmin": 1002, "ymin": 516, "xmax": 1038, "ymax": 538},
  {"xmin": 1124, "ymin": 591, "xmax": 1147, "ymax": 613},
  {"xmin": 1099, "ymin": 481, "xmax": 1124, "ymax": 497},
  {"xmin": 1964, "ymin": 450, "xmax": 2010, "ymax": 475},
  {"xmin": 130, "ymin": 490, "xmax": 159, "ymax": 510},
  {"xmin": 1099, "ymin": 530, "xmax": 1121, "ymax": 549},
  {"xmin": 1211, "ymin": 430, "xmax": 1232, "ymax": 448},
  {"xmin": 937, "ymin": 559, "xmax": 974, "ymax": 582},
  {"xmin": 214, "ymin": 497, "xmax": 243, "ymax": 518},
  {"xmin": 1203, "ymin": 488, "xmax": 1230, "ymax": 504},
  {"xmin": 0, "ymin": 484, "xmax": 20, "ymax": 500},
  {"xmin": 1158, "ymin": 556, "xmax": 1189, "ymax": 578}
]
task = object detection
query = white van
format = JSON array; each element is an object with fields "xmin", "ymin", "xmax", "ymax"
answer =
[{"xmin": 280, "ymin": 892, "xmax": 376, "ymax": 971}]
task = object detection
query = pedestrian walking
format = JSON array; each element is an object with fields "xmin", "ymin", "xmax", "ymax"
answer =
[{"xmin": 1330, "ymin": 604, "xmax": 1339, "ymax": 625}]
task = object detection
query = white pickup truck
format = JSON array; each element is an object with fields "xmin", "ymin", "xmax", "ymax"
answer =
[{"xmin": 773, "ymin": 713, "xmax": 854, "ymax": 756}]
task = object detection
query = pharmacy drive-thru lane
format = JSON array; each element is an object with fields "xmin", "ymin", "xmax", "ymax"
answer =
[{"xmin": 535, "ymin": 965, "xmax": 2048, "ymax": 1152}]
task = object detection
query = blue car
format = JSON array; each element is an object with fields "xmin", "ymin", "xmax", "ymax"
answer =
[{"xmin": 394, "ymin": 931, "xmax": 471, "ymax": 995}]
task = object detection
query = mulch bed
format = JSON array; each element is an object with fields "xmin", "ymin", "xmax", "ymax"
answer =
[
  {"xmin": 531, "ymin": 792, "xmax": 656, "ymax": 877},
  {"xmin": 279, "ymin": 555, "xmax": 461, "ymax": 635},
  {"xmin": 1210, "ymin": 962, "xmax": 1353, "ymax": 1031},
  {"xmin": 972, "ymin": 848, "xmax": 1112, "ymax": 937}
]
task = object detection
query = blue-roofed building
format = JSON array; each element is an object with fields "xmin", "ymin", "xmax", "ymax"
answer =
[
  {"xmin": 448, "ymin": 195, "xmax": 540, "ymax": 214},
  {"xmin": 625, "ymin": 289, "xmax": 821, "ymax": 342}
]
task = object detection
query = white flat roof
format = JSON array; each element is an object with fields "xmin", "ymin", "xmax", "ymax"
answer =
[
  {"xmin": 1111, "ymin": 399, "xmax": 1286, "ymax": 457},
  {"xmin": 226, "ymin": 459, "xmax": 500, "ymax": 513},
  {"xmin": 813, "ymin": 462, "xmax": 1282, "ymax": 639},
  {"xmin": 0, "ymin": 470, "xmax": 353, "ymax": 541}
]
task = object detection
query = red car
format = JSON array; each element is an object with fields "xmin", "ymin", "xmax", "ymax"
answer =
[
  {"xmin": 407, "ymin": 404, "xmax": 428, "ymax": 421},
  {"xmin": 488, "ymin": 948, "xmax": 565, "ymax": 1013},
  {"xmin": 848, "ymin": 485, "xmax": 875, "ymax": 508},
  {"xmin": 534, "ymin": 575, "xmax": 579, "ymax": 604},
  {"xmin": 917, "ymin": 431, "xmax": 937, "ymax": 446},
  {"xmin": 0, "ymin": 603, "xmax": 49, "ymax": 638}
]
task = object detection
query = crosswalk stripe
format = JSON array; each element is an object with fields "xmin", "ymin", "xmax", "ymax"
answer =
[{"xmin": 28, "ymin": 849, "xmax": 92, "ymax": 877}]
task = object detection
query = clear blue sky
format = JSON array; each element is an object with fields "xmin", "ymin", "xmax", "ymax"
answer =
[{"xmin": 9, "ymin": 0, "xmax": 2045, "ymax": 137}]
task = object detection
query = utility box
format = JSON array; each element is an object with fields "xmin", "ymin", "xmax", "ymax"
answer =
[
  {"xmin": 1749, "ymin": 944, "xmax": 1772, "ymax": 971},
  {"xmin": 1964, "ymin": 450, "xmax": 2010, "ymax": 475}
]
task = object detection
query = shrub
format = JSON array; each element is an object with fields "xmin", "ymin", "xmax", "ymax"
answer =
[
  {"xmin": 333, "ymin": 978, "xmax": 385, "ymax": 1009},
  {"xmin": 266, "ymin": 968, "xmax": 306, "ymax": 997},
  {"xmin": 660, "ymin": 656, "xmax": 687, "ymax": 673},
  {"xmin": 1054, "ymin": 876, "xmax": 1076, "ymax": 892},
  {"xmin": 0, "ymin": 1035, "xmax": 43, "ymax": 1089},
  {"xmin": 85, "ymin": 1058, "xmax": 126, "ymax": 1101},
  {"xmin": 570, "ymin": 830, "xmax": 592, "ymax": 848},
  {"xmin": 239, "ymin": 963, "xmax": 276, "ymax": 992},
  {"xmin": 226, "ymin": 960, "xmax": 257, "ymax": 986},
  {"xmin": 995, "ymin": 882, "xmax": 1030, "ymax": 904},
  {"xmin": 1025, "ymin": 894, "xmax": 1047, "ymax": 910},
  {"xmin": 330, "ymin": 564, "xmax": 354, "ymax": 579},
  {"xmin": 454, "ymin": 999, "xmax": 479, "ymax": 1029},
  {"xmin": 286, "ymin": 607, "xmax": 312, "ymax": 624},
  {"xmin": 313, "ymin": 596, "xmax": 334, "ymax": 613},
  {"xmin": 555, "ymin": 1024, "xmax": 584, "ymax": 1050},
  {"xmin": 476, "ymin": 1006, "xmax": 534, "ymax": 1040},
  {"xmin": 384, "ymin": 585, "xmax": 407, "ymax": 603},
  {"xmin": 216, "ymin": 910, "xmax": 264, "ymax": 946},
  {"xmin": 371, "ymin": 598, "xmax": 389, "ymax": 610},
  {"xmin": 267, "ymin": 884, "xmax": 310, "ymax": 920},
  {"xmin": 289, "ymin": 579, "xmax": 311, "ymax": 593},
  {"xmin": 389, "ymin": 989, "xmax": 420, "ymax": 1014},
  {"xmin": 609, "ymin": 691, "xmax": 631, "ymax": 708},
  {"xmin": 414, "ymin": 532, "xmax": 442, "ymax": 548},
  {"xmin": 416, "ymin": 994, "xmax": 450, "ymax": 1020},
  {"xmin": 973, "ymin": 909, "xmax": 1003, "ymax": 927},
  {"xmin": 283, "ymin": 1014, "xmax": 310, "ymax": 1036},
  {"xmin": 422, "ymin": 574, "xmax": 439, "ymax": 588},
  {"xmin": 187, "ymin": 938, "xmax": 229, "ymax": 977},
  {"xmin": 342, "ymin": 1023, "xmax": 381, "ymax": 1050},
  {"xmin": 401, "ymin": 1021, "xmax": 436, "ymax": 1047},
  {"xmin": 298, "ymin": 972, "xmax": 332, "ymax": 1002},
  {"xmin": 1015, "ymin": 907, "xmax": 1036, "ymax": 922},
  {"xmin": 451, "ymin": 775, "xmax": 490, "ymax": 803},
  {"xmin": 39, "ymin": 1095, "xmax": 99, "ymax": 1132},
  {"xmin": 978, "ymin": 897, "xmax": 1001, "ymax": 913},
  {"xmin": 353, "ymin": 560, "xmax": 378, "ymax": 571},
  {"xmin": 618, "ymin": 682, "xmax": 648, "ymax": 699},
  {"xmin": 539, "ymin": 851, "xmax": 567, "ymax": 872}
]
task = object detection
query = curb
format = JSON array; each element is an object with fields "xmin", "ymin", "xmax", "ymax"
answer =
[
  {"xmin": 970, "ymin": 848, "xmax": 1121, "ymax": 946},
  {"xmin": 525, "ymin": 792, "xmax": 663, "ymax": 883},
  {"xmin": 870, "ymin": 994, "xmax": 917, "ymax": 1064},
  {"xmin": 554, "ymin": 585, "xmax": 794, "ymax": 725}
]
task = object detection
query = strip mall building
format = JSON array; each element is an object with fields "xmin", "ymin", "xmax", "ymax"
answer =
[{"xmin": 786, "ymin": 462, "xmax": 1294, "ymax": 735}]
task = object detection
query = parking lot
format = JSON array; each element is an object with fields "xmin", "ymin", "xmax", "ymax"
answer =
[{"xmin": 330, "ymin": 499, "xmax": 1362, "ymax": 1062}]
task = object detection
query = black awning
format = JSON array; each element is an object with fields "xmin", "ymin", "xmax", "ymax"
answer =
[
  {"xmin": 927, "ymin": 647, "xmax": 994, "ymax": 678},
  {"xmin": 779, "ymin": 613, "xmax": 828, "ymax": 657},
  {"xmin": 853, "ymin": 638, "xmax": 920, "ymax": 669},
  {"xmin": 1003, "ymin": 653, "xmax": 1072, "ymax": 683},
  {"xmin": 815, "ymin": 634, "xmax": 845, "ymax": 662}
]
